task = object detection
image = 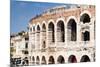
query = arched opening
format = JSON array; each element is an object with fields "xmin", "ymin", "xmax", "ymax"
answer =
[
  {"xmin": 82, "ymin": 31, "xmax": 90, "ymax": 41},
  {"xmin": 41, "ymin": 56, "xmax": 46, "ymax": 64},
  {"xmin": 36, "ymin": 56, "xmax": 40, "ymax": 65},
  {"xmin": 80, "ymin": 55, "xmax": 90, "ymax": 62},
  {"xmin": 42, "ymin": 23, "xmax": 46, "ymax": 49},
  {"xmin": 67, "ymin": 19, "xmax": 77, "ymax": 41},
  {"xmin": 68, "ymin": 55, "xmax": 77, "ymax": 63},
  {"xmin": 36, "ymin": 25, "xmax": 40, "ymax": 49},
  {"xmin": 48, "ymin": 22, "xmax": 55, "ymax": 42},
  {"xmin": 57, "ymin": 20, "xmax": 65, "ymax": 42},
  {"xmin": 30, "ymin": 27, "xmax": 32, "ymax": 32},
  {"xmin": 80, "ymin": 13, "xmax": 90, "ymax": 23},
  {"xmin": 33, "ymin": 26, "xmax": 35, "ymax": 32},
  {"xmin": 57, "ymin": 55, "xmax": 65, "ymax": 64},
  {"xmin": 32, "ymin": 56, "xmax": 35, "ymax": 64},
  {"xmin": 48, "ymin": 56, "xmax": 55, "ymax": 64},
  {"xmin": 37, "ymin": 25, "xmax": 40, "ymax": 32},
  {"xmin": 42, "ymin": 23, "xmax": 46, "ymax": 32}
]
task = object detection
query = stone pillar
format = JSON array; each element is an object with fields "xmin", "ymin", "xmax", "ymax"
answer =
[
  {"xmin": 39, "ymin": 31, "xmax": 43, "ymax": 49},
  {"xmin": 46, "ymin": 25, "xmax": 49, "ymax": 49},
  {"xmin": 77, "ymin": 22, "xmax": 81, "ymax": 47},
  {"xmin": 65, "ymin": 23, "xmax": 67, "ymax": 47},
  {"xmin": 55, "ymin": 24, "xmax": 57, "ymax": 47},
  {"xmin": 90, "ymin": 18, "xmax": 95, "ymax": 46}
]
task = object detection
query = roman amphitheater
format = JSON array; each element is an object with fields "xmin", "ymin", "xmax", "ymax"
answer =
[
  {"xmin": 28, "ymin": 5, "xmax": 95, "ymax": 65},
  {"xmin": 10, "ymin": 5, "xmax": 95, "ymax": 66}
]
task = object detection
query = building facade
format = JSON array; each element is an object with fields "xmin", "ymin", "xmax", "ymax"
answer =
[
  {"xmin": 10, "ymin": 31, "xmax": 29, "ymax": 66},
  {"xmin": 28, "ymin": 5, "xmax": 95, "ymax": 65}
]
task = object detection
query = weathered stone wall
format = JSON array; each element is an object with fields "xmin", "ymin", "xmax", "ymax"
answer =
[{"xmin": 28, "ymin": 5, "xmax": 95, "ymax": 65}]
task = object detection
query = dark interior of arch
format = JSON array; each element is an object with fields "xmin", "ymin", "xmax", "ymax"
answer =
[
  {"xmin": 57, "ymin": 20, "xmax": 65, "ymax": 42},
  {"xmin": 68, "ymin": 55, "xmax": 77, "ymax": 63},
  {"xmin": 80, "ymin": 13, "xmax": 90, "ymax": 23},
  {"xmin": 42, "ymin": 24, "xmax": 46, "ymax": 32},
  {"xmin": 57, "ymin": 55, "xmax": 65, "ymax": 64},
  {"xmin": 80, "ymin": 55, "xmax": 90, "ymax": 62},
  {"xmin": 37, "ymin": 25, "xmax": 40, "ymax": 33},
  {"xmin": 48, "ymin": 56, "xmax": 55, "ymax": 64},
  {"xmin": 48, "ymin": 22, "xmax": 55, "ymax": 42},
  {"xmin": 33, "ymin": 26, "xmax": 35, "ymax": 31},
  {"xmin": 36, "ymin": 56, "xmax": 40, "ymax": 64},
  {"xmin": 68, "ymin": 19, "xmax": 77, "ymax": 41},
  {"xmin": 32, "ymin": 56, "xmax": 35, "ymax": 64},
  {"xmin": 41, "ymin": 56, "xmax": 46, "ymax": 64},
  {"xmin": 83, "ymin": 31, "xmax": 90, "ymax": 41}
]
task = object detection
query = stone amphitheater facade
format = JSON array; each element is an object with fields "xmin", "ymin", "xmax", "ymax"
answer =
[{"xmin": 28, "ymin": 5, "xmax": 95, "ymax": 65}]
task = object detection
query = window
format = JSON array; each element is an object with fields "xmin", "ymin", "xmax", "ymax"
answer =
[
  {"xmin": 25, "ymin": 43, "xmax": 28, "ymax": 49},
  {"xmin": 82, "ymin": 31, "xmax": 90, "ymax": 41}
]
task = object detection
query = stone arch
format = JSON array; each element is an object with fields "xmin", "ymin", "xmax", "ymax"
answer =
[
  {"xmin": 32, "ymin": 25, "xmax": 35, "ymax": 32},
  {"xmin": 82, "ymin": 31, "xmax": 90, "ymax": 41},
  {"xmin": 80, "ymin": 12, "xmax": 91, "ymax": 23},
  {"xmin": 29, "ymin": 24, "xmax": 33, "ymax": 32},
  {"xmin": 29, "ymin": 27, "xmax": 32, "ymax": 32},
  {"xmin": 57, "ymin": 55, "xmax": 65, "ymax": 64},
  {"xmin": 41, "ymin": 56, "xmax": 46, "ymax": 64},
  {"xmin": 35, "ymin": 23, "xmax": 41, "ymax": 31},
  {"xmin": 32, "ymin": 56, "xmax": 35, "ymax": 64},
  {"xmin": 57, "ymin": 20, "xmax": 65, "ymax": 42},
  {"xmin": 48, "ymin": 22, "xmax": 55, "ymax": 42},
  {"xmin": 36, "ymin": 25, "xmax": 40, "ymax": 32},
  {"xmin": 48, "ymin": 56, "xmax": 55, "ymax": 64},
  {"xmin": 36, "ymin": 24, "xmax": 41, "ymax": 49},
  {"xmin": 36, "ymin": 56, "xmax": 40, "ymax": 64},
  {"xmin": 68, "ymin": 55, "xmax": 77, "ymax": 63},
  {"xmin": 80, "ymin": 55, "xmax": 90, "ymax": 62},
  {"xmin": 67, "ymin": 19, "xmax": 77, "ymax": 41},
  {"xmin": 41, "ymin": 22, "xmax": 46, "ymax": 49},
  {"xmin": 80, "ymin": 11, "xmax": 91, "ymax": 18},
  {"xmin": 42, "ymin": 22, "xmax": 46, "ymax": 32}
]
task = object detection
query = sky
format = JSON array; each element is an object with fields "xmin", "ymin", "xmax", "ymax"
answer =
[{"xmin": 10, "ymin": 0, "xmax": 75, "ymax": 34}]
